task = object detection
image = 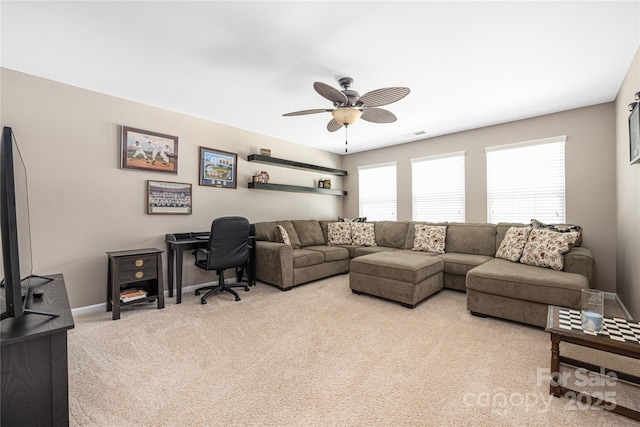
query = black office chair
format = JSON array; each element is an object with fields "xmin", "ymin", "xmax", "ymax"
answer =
[{"xmin": 193, "ymin": 216, "xmax": 250, "ymax": 304}]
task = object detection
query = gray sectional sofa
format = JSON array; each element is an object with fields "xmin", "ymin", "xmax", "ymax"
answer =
[{"xmin": 253, "ymin": 220, "xmax": 594, "ymax": 327}]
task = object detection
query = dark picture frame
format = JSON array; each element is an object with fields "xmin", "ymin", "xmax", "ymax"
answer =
[
  {"xmin": 629, "ymin": 102, "xmax": 640, "ymax": 165},
  {"xmin": 122, "ymin": 126, "xmax": 178, "ymax": 173},
  {"xmin": 199, "ymin": 147, "xmax": 237, "ymax": 188},
  {"xmin": 146, "ymin": 180, "xmax": 192, "ymax": 215}
]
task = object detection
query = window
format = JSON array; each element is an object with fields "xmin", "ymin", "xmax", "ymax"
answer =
[
  {"xmin": 411, "ymin": 152, "xmax": 465, "ymax": 222},
  {"xmin": 486, "ymin": 136, "xmax": 566, "ymax": 224},
  {"xmin": 358, "ymin": 162, "xmax": 397, "ymax": 220}
]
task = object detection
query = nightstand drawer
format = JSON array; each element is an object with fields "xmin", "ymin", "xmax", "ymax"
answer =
[
  {"xmin": 118, "ymin": 267, "xmax": 158, "ymax": 284},
  {"xmin": 118, "ymin": 254, "xmax": 158, "ymax": 271}
]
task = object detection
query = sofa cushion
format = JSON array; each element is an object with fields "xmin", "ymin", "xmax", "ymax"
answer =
[
  {"xmin": 520, "ymin": 228, "xmax": 579, "ymax": 271},
  {"xmin": 353, "ymin": 246, "xmax": 405, "ymax": 257},
  {"xmin": 495, "ymin": 226, "xmax": 531, "ymax": 262},
  {"xmin": 327, "ymin": 222, "xmax": 352, "ymax": 245},
  {"xmin": 436, "ymin": 253, "xmax": 493, "ymax": 276},
  {"xmin": 292, "ymin": 249, "xmax": 324, "ymax": 268},
  {"xmin": 292, "ymin": 220, "xmax": 326, "ymax": 247},
  {"xmin": 277, "ymin": 225, "xmax": 291, "ymax": 246},
  {"xmin": 255, "ymin": 221, "xmax": 279, "ymax": 242},
  {"xmin": 412, "ymin": 224, "xmax": 446, "ymax": 254},
  {"xmin": 375, "ymin": 221, "xmax": 409, "ymax": 249},
  {"xmin": 305, "ymin": 245, "xmax": 349, "ymax": 262},
  {"xmin": 446, "ymin": 223, "xmax": 496, "ymax": 256},
  {"xmin": 466, "ymin": 258, "xmax": 587, "ymax": 307},
  {"xmin": 497, "ymin": 222, "xmax": 582, "ymax": 248},
  {"xmin": 351, "ymin": 222, "xmax": 377, "ymax": 246},
  {"xmin": 275, "ymin": 220, "xmax": 301, "ymax": 249}
]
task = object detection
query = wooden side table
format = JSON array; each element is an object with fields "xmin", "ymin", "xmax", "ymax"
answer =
[
  {"xmin": 545, "ymin": 305, "xmax": 640, "ymax": 421},
  {"xmin": 106, "ymin": 248, "xmax": 165, "ymax": 320}
]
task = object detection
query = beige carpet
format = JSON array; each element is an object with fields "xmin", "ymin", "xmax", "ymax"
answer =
[{"xmin": 68, "ymin": 275, "xmax": 640, "ymax": 426}]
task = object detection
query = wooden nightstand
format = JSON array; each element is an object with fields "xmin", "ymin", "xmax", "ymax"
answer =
[{"xmin": 106, "ymin": 248, "xmax": 165, "ymax": 320}]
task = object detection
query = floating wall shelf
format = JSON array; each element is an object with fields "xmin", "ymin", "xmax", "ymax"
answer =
[
  {"xmin": 247, "ymin": 154, "xmax": 347, "ymax": 196},
  {"xmin": 248, "ymin": 182, "xmax": 347, "ymax": 196},
  {"xmin": 247, "ymin": 154, "xmax": 347, "ymax": 176}
]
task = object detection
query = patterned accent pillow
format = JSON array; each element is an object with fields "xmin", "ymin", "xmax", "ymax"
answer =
[
  {"xmin": 277, "ymin": 225, "xmax": 291, "ymax": 246},
  {"xmin": 338, "ymin": 216, "xmax": 367, "ymax": 223},
  {"xmin": 351, "ymin": 222, "xmax": 377, "ymax": 246},
  {"xmin": 520, "ymin": 228, "xmax": 580, "ymax": 271},
  {"xmin": 412, "ymin": 224, "xmax": 446, "ymax": 254},
  {"xmin": 531, "ymin": 219, "xmax": 583, "ymax": 234},
  {"xmin": 327, "ymin": 222, "xmax": 352, "ymax": 245},
  {"xmin": 496, "ymin": 226, "xmax": 531, "ymax": 262}
]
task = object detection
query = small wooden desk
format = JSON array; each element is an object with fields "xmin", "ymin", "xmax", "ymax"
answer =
[
  {"xmin": 545, "ymin": 305, "xmax": 640, "ymax": 421},
  {"xmin": 165, "ymin": 232, "xmax": 255, "ymax": 304}
]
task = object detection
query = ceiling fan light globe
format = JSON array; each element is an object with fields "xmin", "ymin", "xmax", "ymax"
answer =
[{"xmin": 332, "ymin": 107, "xmax": 362, "ymax": 126}]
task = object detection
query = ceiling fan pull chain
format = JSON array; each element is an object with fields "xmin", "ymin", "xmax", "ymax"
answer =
[{"xmin": 345, "ymin": 125, "xmax": 348, "ymax": 153}]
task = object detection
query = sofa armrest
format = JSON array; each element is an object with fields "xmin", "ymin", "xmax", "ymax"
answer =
[
  {"xmin": 255, "ymin": 241, "xmax": 293, "ymax": 289},
  {"xmin": 564, "ymin": 246, "xmax": 594, "ymax": 285}
]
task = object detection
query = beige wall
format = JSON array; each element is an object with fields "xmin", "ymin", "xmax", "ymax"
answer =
[
  {"xmin": 615, "ymin": 47, "xmax": 640, "ymax": 320},
  {"xmin": 0, "ymin": 69, "xmax": 344, "ymax": 308},
  {"xmin": 342, "ymin": 103, "xmax": 617, "ymax": 294}
]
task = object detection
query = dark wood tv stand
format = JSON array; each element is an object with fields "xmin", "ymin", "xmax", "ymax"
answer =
[{"xmin": 1, "ymin": 273, "xmax": 74, "ymax": 426}]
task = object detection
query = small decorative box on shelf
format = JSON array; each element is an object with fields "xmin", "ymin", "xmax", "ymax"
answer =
[{"xmin": 106, "ymin": 248, "xmax": 165, "ymax": 320}]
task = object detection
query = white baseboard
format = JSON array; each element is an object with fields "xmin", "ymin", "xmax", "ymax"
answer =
[
  {"xmin": 603, "ymin": 291, "xmax": 633, "ymax": 319},
  {"xmin": 70, "ymin": 281, "xmax": 219, "ymax": 317}
]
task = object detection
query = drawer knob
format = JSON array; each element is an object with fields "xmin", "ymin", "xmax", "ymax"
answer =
[
  {"xmin": 135, "ymin": 259, "xmax": 144, "ymax": 267},
  {"xmin": 135, "ymin": 271, "xmax": 144, "ymax": 280}
]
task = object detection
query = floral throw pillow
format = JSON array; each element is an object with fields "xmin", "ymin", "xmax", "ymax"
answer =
[
  {"xmin": 495, "ymin": 226, "xmax": 531, "ymax": 262},
  {"xmin": 327, "ymin": 222, "xmax": 352, "ymax": 245},
  {"xmin": 351, "ymin": 222, "xmax": 377, "ymax": 246},
  {"xmin": 277, "ymin": 225, "xmax": 291, "ymax": 246},
  {"xmin": 520, "ymin": 228, "xmax": 580, "ymax": 271},
  {"xmin": 412, "ymin": 224, "xmax": 446, "ymax": 254}
]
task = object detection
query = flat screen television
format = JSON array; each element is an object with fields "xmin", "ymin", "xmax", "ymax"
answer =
[{"xmin": 1, "ymin": 126, "xmax": 55, "ymax": 320}]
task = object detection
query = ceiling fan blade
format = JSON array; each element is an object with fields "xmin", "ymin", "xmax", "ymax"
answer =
[
  {"xmin": 327, "ymin": 118, "xmax": 343, "ymax": 132},
  {"xmin": 360, "ymin": 108, "xmax": 397, "ymax": 123},
  {"xmin": 283, "ymin": 109, "xmax": 332, "ymax": 116},
  {"xmin": 314, "ymin": 82, "xmax": 348, "ymax": 105},
  {"xmin": 358, "ymin": 87, "xmax": 410, "ymax": 107}
]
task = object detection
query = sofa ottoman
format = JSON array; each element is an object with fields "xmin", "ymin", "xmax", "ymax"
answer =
[{"xmin": 349, "ymin": 251, "xmax": 444, "ymax": 308}]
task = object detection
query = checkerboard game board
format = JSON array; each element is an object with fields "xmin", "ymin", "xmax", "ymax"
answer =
[{"xmin": 558, "ymin": 308, "xmax": 640, "ymax": 344}]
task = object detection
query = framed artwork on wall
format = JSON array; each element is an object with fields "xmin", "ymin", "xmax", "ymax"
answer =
[
  {"xmin": 199, "ymin": 147, "xmax": 237, "ymax": 188},
  {"xmin": 122, "ymin": 126, "xmax": 178, "ymax": 173},
  {"xmin": 146, "ymin": 180, "xmax": 192, "ymax": 214},
  {"xmin": 629, "ymin": 102, "xmax": 640, "ymax": 165}
]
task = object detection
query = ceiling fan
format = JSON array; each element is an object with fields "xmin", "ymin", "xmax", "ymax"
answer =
[{"xmin": 283, "ymin": 77, "xmax": 410, "ymax": 152}]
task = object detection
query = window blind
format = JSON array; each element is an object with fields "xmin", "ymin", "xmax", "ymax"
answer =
[
  {"xmin": 486, "ymin": 136, "xmax": 566, "ymax": 224},
  {"xmin": 358, "ymin": 162, "xmax": 397, "ymax": 221},
  {"xmin": 411, "ymin": 152, "xmax": 465, "ymax": 222}
]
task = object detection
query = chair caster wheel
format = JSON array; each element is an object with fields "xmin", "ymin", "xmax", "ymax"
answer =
[
  {"xmin": 195, "ymin": 290, "xmax": 201, "ymax": 296},
  {"xmin": 200, "ymin": 299, "xmax": 207, "ymax": 305},
  {"xmin": 244, "ymin": 287, "xmax": 249, "ymax": 292},
  {"xmin": 235, "ymin": 296, "xmax": 241, "ymax": 301}
]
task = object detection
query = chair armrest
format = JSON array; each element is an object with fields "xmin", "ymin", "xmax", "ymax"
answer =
[
  {"xmin": 255, "ymin": 241, "xmax": 293, "ymax": 289},
  {"xmin": 193, "ymin": 248, "xmax": 210, "ymax": 264}
]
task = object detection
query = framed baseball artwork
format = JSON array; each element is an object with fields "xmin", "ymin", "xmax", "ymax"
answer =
[
  {"xmin": 199, "ymin": 147, "xmax": 238, "ymax": 188},
  {"xmin": 146, "ymin": 180, "xmax": 192, "ymax": 215},
  {"xmin": 121, "ymin": 126, "xmax": 178, "ymax": 173}
]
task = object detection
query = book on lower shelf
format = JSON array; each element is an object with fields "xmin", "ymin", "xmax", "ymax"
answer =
[{"xmin": 120, "ymin": 288, "xmax": 148, "ymax": 303}]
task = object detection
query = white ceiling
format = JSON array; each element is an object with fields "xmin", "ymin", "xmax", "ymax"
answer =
[{"xmin": 1, "ymin": 1, "xmax": 639, "ymax": 154}]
